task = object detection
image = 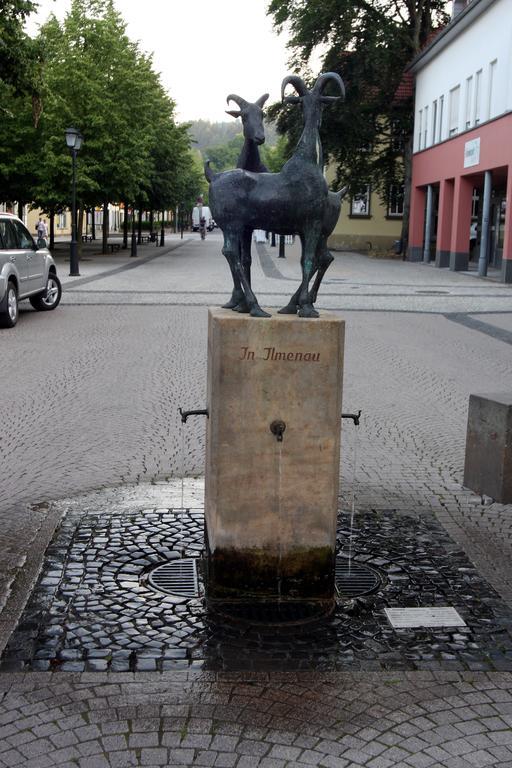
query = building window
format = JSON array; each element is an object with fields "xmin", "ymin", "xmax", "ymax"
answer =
[
  {"xmin": 474, "ymin": 69, "xmax": 482, "ymax": 125},
  {"xmin": 418, "ymin": 109, "xmax": 423, "ymax": 149},
  {"xmin": 58, "ymin": 213, "xmax": 67, "ymax": 229},
  {"xmin": 423, "ymin": 105, "xmax": 429, "ymax": 147},
  {"xmin": 449, "ymin": 85, "xmax": 460, "ymax": 136},
  {"xmin": 431, "ymin": 100, "xmax": 438, "ymax": 144},
  {"xmin": 487, "ymin": 59, "xmax": 497, "ymax": 119},
  {"xmin": 388, "ymin": 184, "xmax": 404, "ymax": 217},
  {"xmin": 438, "ymin": 95, "xmax": 444, "ymax": 142},
  {"xmin": 465, "ymin": 76, "xmax": 473, "ymax": 129},
  {"xmin": 350, "ymin": 185, "xmax": 371, "ymax": 217}
]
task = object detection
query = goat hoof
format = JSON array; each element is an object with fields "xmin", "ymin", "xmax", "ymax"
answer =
[
  {"xmin": 298, "ymin": 305, "xmax": 319, "ymax": 319},
  {"xmin": 250, "ymin": 306, "xmax": 271, "ymax": 318},
  {"xmin": 222, "ymin": 293, "xmax": 244, "ymax": 309},
  {"xmin": 278, "ymin": 303, "xmax": 299, "ymax": 315}
]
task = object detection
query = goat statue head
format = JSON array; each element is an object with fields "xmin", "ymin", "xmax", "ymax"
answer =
[
  {"xmin": 281, "ymin": 72, "xmax": 345, "ymax": 109},
  {"xmin": 226, "ymin": 93, "xmax": 269, "ymax": 146}
]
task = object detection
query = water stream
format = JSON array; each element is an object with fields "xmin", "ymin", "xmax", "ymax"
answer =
[
  {"xmin": 276, "ymin": 439, "xmax": 283, "ymax": 605},
  {"xmin": 178, "ymin": 419, "xmax": 186, "ymax": 555},
  {"xmin": 347, "ymin": 421, "xmax": 360, "ymax": 575}
]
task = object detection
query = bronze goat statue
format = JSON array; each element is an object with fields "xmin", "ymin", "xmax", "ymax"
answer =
[{"xmin": 207, "ymin": 73, "xmax": 345, "ymax": 318}]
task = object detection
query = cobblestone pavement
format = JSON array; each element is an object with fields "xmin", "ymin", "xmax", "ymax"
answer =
[
  {"xmin": 2, "ymin": 671, "xmax": 512, "ymax": 767},
  {"xmin": 4, "ymin": 491, "xmax": 512, "ymax": 674},
  {"xmin": 1, "ymin": 235, "xmax": 512, "ymax": 765}
]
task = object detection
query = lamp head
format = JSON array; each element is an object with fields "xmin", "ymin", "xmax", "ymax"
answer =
[{"xmin": 65, "ymin": 127, "xmax": 83, "ymax": 151}]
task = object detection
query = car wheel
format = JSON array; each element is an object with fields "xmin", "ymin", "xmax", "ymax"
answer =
[
  {"xmin": 29, "ymin": 274, "xmax": 62, "ymax": 311},
  {"xmin": 0, "ymin": 280, "xmax": 19, "ymax": 328}
]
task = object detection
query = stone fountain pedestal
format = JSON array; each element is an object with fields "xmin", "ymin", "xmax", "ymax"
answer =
[{"xmin": 205, "ymin": 308, "xmax": 345, "ymax": 613}]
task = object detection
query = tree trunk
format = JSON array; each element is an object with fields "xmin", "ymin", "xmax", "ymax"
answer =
[
  {"xmin": 49, "ymin": 208, "xmax": 55, "ymax": 249},
  {"xmin": 400, "ymin": 134, "xmax": 413, "ymax": 260},
  {"xmin": 17, "ymin": 201, "xmax": 23, "ymax": 220},
  {"xmin": 137, "ymin": 205, "xmax": 142, "ymax": 244},
  {"xmin": 91, "ymin": 208, "xmax": 96, "ymax": 240},
  {"xmin": 149, "ymin": 209, "xmax": 154, "ymax": 235},
  {"xmin": 123, "ymin": 201, "xmax": 129, "ymax": 248},
  {"xmin": 102, "ymin": 199, "xmax": 109, "ymax": 254}
]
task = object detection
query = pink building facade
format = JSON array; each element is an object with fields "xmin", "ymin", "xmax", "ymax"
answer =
[{"xmin": 408, "ymin": 0, "xmax": 512, "ymax": 283}]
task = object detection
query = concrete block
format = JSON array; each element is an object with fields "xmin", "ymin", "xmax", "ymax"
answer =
[
  {"xmin": 463, "ymin": 393, "xmax": 512, "ymax": 503},
  {"xmin": 205, "ymin": 308, "xmax": 345, "ymax": 608}
]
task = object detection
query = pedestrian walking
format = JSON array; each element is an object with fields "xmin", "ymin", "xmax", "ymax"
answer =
[{"xmin": 36, "ymin": 218, "xmax": 48, "ymax": 240}]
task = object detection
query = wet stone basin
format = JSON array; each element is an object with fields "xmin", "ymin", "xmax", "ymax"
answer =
[{"xmin": 2, "ymin": 503, "xmax": 512, "ymax": 672}]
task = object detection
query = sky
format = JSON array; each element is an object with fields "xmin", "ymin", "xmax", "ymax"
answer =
[{"xmin": 26, "ymin": 0, "xmax": 294, "ymax": 124}]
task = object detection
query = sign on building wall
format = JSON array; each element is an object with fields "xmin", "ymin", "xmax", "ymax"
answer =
[{"xmin": 464, "ymin": 137, "xmax": 481, "ymax": 168}]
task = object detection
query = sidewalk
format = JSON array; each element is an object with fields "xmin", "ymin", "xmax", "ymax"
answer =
[{"xmin": 51, "ymin": 233, "xmax": 192, "ymax": 286}]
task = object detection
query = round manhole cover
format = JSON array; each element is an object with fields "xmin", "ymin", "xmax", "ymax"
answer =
[
  {"xmin": 335, "ymin": 560, "xmax": 383, "ymax": 598},
  {"xmin": 145, "ymin": 558, "xmax": 201, "ymax": 598}
]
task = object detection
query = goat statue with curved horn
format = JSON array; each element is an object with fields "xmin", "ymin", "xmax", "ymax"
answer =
[{"xmin": 207, "ymin": 72, "xmax": 345, "ymax": 318}]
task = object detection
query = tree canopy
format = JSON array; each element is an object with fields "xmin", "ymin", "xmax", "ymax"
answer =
[
  {"xmin": 0, "ymin": 0, "xmax": 39, "ymax": 98},
  {"xmin": 0, "ymin": 0, "xmax": 201, "ymax": 245},
  {"xmin": 267, "ymin": 0, "xmax": 450, "ymax": 247}
]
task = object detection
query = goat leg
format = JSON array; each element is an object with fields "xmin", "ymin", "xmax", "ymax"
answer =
[
  {"xmin": 308, "ymin": 245, "xmax": 334, "ymax": 304},
  {"xmin": 223, "ymin": 237, "xmax": 270, "ymax": 318},
  {"xmin": 297, "ymin": 230, "xmax": 320, "ymax": 318}
]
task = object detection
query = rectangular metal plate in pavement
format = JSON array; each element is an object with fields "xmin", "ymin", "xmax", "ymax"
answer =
[{"xmin": 385, "ymin": 607, "xmax": 466, "ymax": 628}]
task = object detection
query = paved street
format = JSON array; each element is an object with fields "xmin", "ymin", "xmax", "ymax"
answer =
[{"xmin": 1, "ymin": 233, "xmax": 512, "ymax": 766}]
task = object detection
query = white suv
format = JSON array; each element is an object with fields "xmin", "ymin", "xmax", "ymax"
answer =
[{"xmin": 0, "ymin": 213, "xmax": 62, "ymax": 328}]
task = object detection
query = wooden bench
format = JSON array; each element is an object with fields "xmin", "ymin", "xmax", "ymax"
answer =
[
  {"xmin": 107, "ymin": 242, "xmax": 121, "ymax": 252},
  {"xmin": 82, "ymin": 234, "xmax": 93, "ymax": 243}
]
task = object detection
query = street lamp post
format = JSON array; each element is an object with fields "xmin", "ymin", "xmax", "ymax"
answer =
[
  {"xmin": 160, "ymin": 209, "xmax": 165, "ymax": 246},
  {"xmin": 131, "ymin": 206, "xmax": 137, "ymax": 257},
  {"xmin": 65, "ymin": 127, "xmax": 83, "ymax": 276}
]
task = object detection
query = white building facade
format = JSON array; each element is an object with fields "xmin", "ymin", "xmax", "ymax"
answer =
[{"xmin": 408, "ymin": 0, "xmax": 512, "ymax": 282}]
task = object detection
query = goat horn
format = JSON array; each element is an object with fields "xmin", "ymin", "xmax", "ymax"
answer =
[
  {"xmin": 312, "ymin": 72, "xmax": 345, "ymax": 100},
  {"xmin": 281, "ymin": 75, "xmax": 308, "ymax": 101},
  {"xmin": 256, "ymin": 93, "xmax": 269, "ymax": 108},
  {"xmin": 226, "ymin": 94, "xmax": 249, "ymax": 109}
]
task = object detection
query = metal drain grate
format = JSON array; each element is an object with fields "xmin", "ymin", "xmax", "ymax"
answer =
[
  {"xmin": 147, "ymin": 559, "xmax": 200, "ymax": 598},
  {"xmin": 335, "ymin": 560, "xmax": 382, "ymax": 598}
]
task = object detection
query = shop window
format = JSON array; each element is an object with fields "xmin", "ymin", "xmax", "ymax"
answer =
[{"xmin": 350, "ymin": 185, "xmax": 371, "ymax": 217}]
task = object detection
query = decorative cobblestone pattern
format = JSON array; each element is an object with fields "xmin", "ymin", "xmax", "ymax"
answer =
[
  {"xmin": 1, "ymin": 670, "xmax": 512, "ymax": 767},
  {"xmin": 3, "ymin": 500, "xmax": 512, "ymax": 673}
]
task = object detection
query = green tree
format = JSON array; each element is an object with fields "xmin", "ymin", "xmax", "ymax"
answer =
[
  {"xmin": 267, "ymin": 0, "xmax": 449, "ymax": 252},
  {"xmin": 203, "ymin": 134, "xmax": 244, "ymax": 173},
  {"xmin": 28, "ymin": 0, "xmax": 195, "ymax": 253},
  {"xmin": 0, "ymin": 0, "xmax": 38, "ymax": 97}
]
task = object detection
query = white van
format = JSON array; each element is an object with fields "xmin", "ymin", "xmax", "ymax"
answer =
[{"xmin": 192, "ymin": 205, "xmax": 214, "ymax": 231}]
